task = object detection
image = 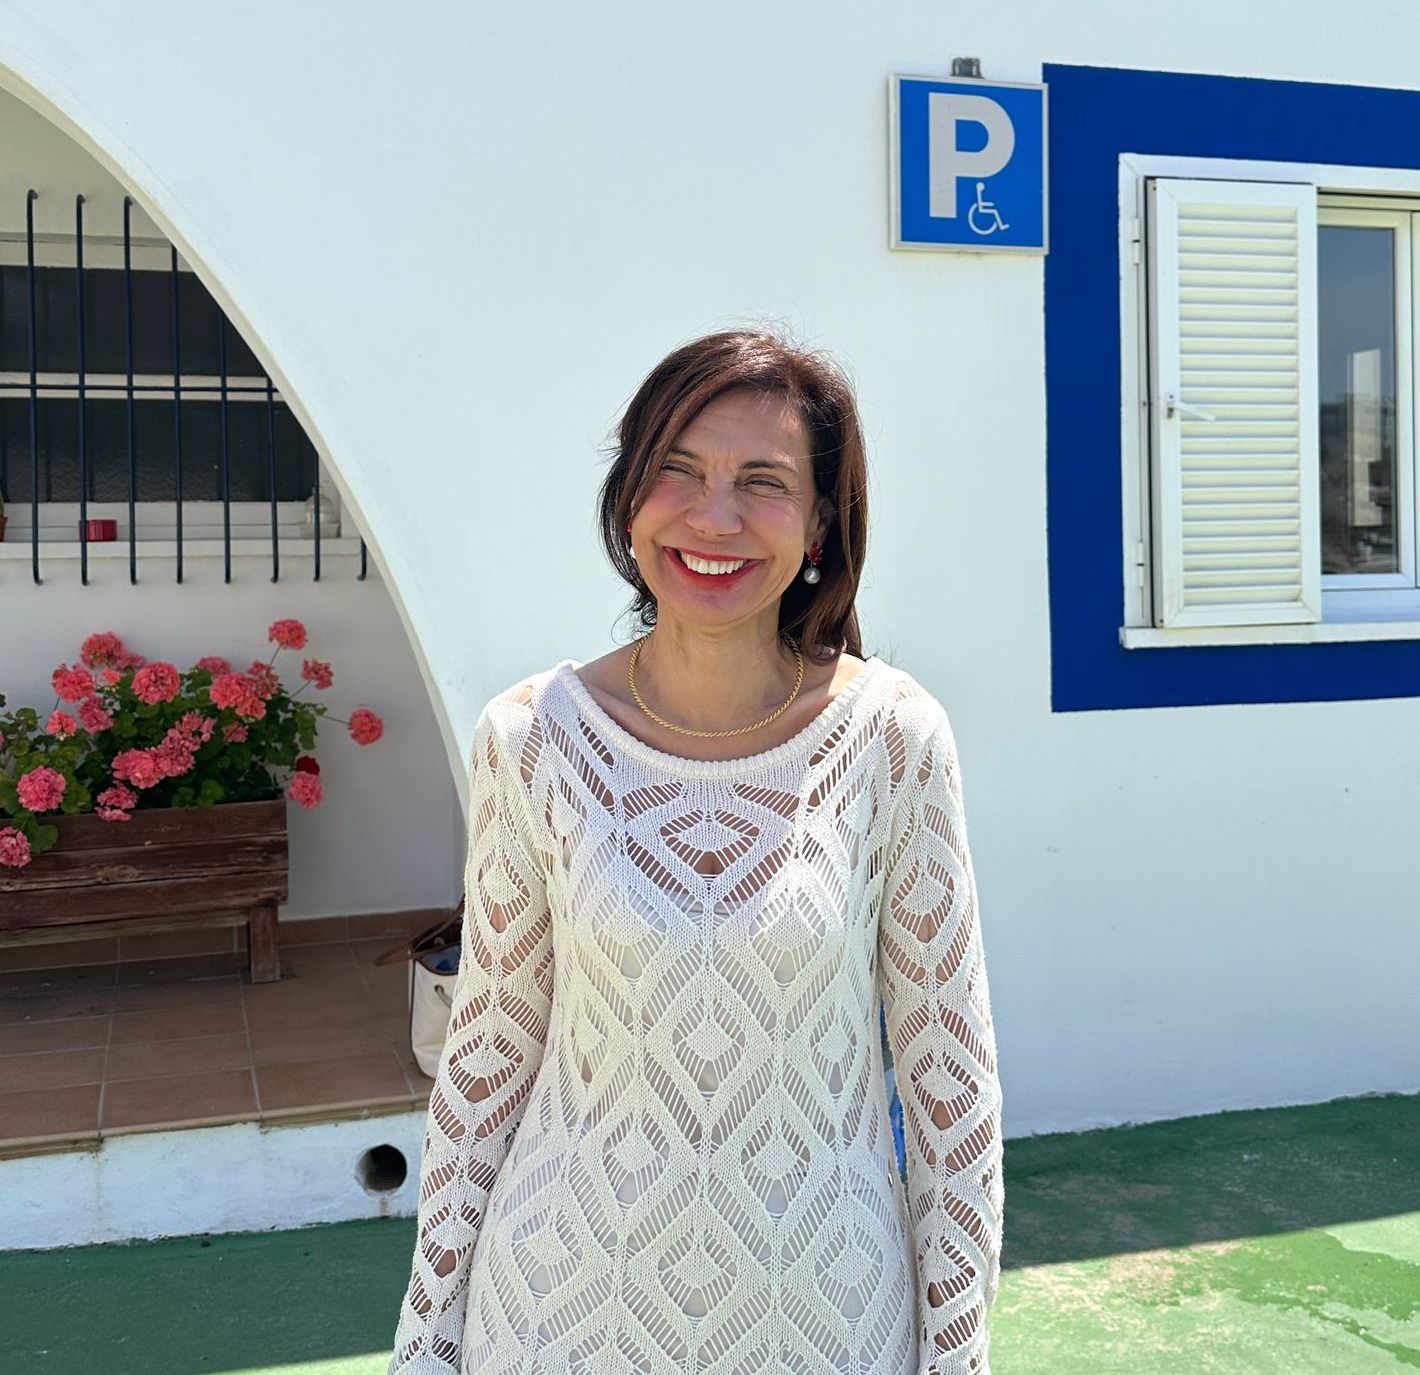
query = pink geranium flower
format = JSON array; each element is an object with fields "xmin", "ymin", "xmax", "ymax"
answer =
[
  {"xmin": 208, "ymin": 672, "xmax": 268, "ymax": 721},
  {"xmin": 222, "ymin": 722, "xmax": 249, "ymax": 744},
  {"xmin": 268, "ymin": 618, "xmax": 308, "ymax": 651},
  {"xmin": 151, "ymin": 736, "xmax": 196, "ymax": 780},
  {"xmin": 347, "ymin": 708, "xmax": 384, "ymax": 746},
  {"xmin": 0, "ymin": 827, "xmax": 32, "ymax": 868},
  {"xmin": 135, "ymin": 722, "xmax": 210, "ymax": 782},
  {"xmin": 177, "ymin": 711, "xmax": 215, "ymax": 743},
  {"xmin": 80, "ymin": 632, "xmax": 127, "ymax": 668},
  {"xmin": 195, "ymin": 656, "xmax": 232, "ymax": 675},
  {"xmin": 17, "ymin": 766, "xmax": 66, "ymax": 812},
  {"xmin": 101, "ymin": 668, "xmax": 124, "ymax": 686},
  {"xmin": 77, "ymin": 697, "xmax": 115, "ymax": 733},
  {"xmin": 96, "ymin": 783, "xmax": 138, "ymax": 822},
  {"xmin": 247, "ymin": 661, "xmax": 282, "ymax": 700},
  {"xmin": 46, "ymin": 710, "xmax": 79, "ymax": 739},
  {"xmin": 80, "ymin": 633, "xmax": 144, "ymax": 671},
  {"xmin": 51, "ymin": 663, "xmax": 98, "ymax": 703},
  {"xmin": 287, "ymin": 772, "xmax": 323, "ymax": 808},
  {"xmin": 300, "ymin": 659, "xmax": 334, "ymax": 690},
  {"xmin": 132, "ymin": 661, "xmax": 182, "ymax": 705},
  {"xmin": 111, "ymin": 749, "xmax": 165, "ymax": 791}
]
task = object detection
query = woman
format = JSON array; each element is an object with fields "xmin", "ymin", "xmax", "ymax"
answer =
[{"xmin": 388, "ymin": 329, "xmax": 1004, "ymax": 1375}]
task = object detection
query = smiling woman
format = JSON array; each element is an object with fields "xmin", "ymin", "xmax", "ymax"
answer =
[
  {"xmin": 600, "ymin": 329, "xmax": 869, "ymax": 672},
  {"xmin": 647, "ymin": 396, "xmax": 820, "ymax": 605},
  {"xmin": 387, "ymin": 328, "xmax": 1004, "ymax": 1375}
]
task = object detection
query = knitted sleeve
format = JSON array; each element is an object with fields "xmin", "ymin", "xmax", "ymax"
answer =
[
  {"xmin": 878, "ymin": 700, "xmax": 1005, "ymax": 1375},
  {"xmin": 388, "ymin": 699, "xmax": 555, "ymax": 1374}
]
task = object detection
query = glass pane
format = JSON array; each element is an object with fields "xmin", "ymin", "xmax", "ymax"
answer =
[
  {"xmin": 1318, "ymin": 225, "xmax": 1399, "ymax": 574},
  {"xmin": 0, "ymin": 265, "xmax": 263, "ymax": 377},
  {"xmin": 0, "ymin": 398, "xmax": 313, "ymax": 504}
]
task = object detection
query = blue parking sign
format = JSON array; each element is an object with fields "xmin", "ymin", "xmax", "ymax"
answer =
[{"xmin": 890, "ymin": 74, "xmax": 1048, "ymax": 253}]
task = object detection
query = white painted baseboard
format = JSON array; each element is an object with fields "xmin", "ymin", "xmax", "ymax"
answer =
[{"xmin": 0, "ymin": 1110, "xmax": 427, "ymax": 1250}]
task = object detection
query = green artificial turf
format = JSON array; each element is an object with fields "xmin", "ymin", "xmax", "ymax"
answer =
[{"xmin": 3, "ymin": 1091, "xmax": 1416, "ymax": 1373}]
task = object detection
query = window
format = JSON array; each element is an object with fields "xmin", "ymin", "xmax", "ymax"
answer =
[
  {"xmin": 0, "ymin": 232, "xmax": 337, "ymax": 548},
  {"xmin": 1120, "ymin": 155, "xmax": 1420, "ymax": 647},
  {"xmin": 1316, "ymin": 203, "xmax": 1411, "ymax": 586}
]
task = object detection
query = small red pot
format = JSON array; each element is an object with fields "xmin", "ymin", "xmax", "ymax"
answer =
[{"xmin": 81, "ymin": 519, "xmax": 118, "ymax": 541}]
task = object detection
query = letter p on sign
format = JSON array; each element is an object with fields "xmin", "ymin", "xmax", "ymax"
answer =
[
  {"xmin": 928, "ymin": 94, "xmax": 1015, "ymax": 219},
  {"xmin": 891, "ymin": 74, "xmax": 1048, "ymax": 253}
]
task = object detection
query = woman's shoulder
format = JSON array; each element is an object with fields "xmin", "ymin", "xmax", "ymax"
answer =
[
  {"xmin": 871, "ymin": 657, "xmax": 952, "ymax": 724},
  {"xmin": 473, "ymin": 661, "xmax": 568, "ymax": 740},
  {"xmin": 867, "ymin": 657, "xmax": 960, "ymax": 766}
]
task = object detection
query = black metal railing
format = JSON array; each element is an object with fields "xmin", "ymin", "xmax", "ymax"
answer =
[{"xmin": 2, "ymin": 189, "xmax": 368, "ymax": 586}]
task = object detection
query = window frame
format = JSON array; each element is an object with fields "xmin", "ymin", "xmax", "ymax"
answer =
[
  {"xmin": 0, "ymin": 234, "xmax": 338, "ymax": 548},
  {"xmin": 1312, "ymin": 201, "xmax": 1416, "ymax": 593},
  {"xmin": 1119, "ymin": 152, "xmax": 1420, "ymax": 648}
]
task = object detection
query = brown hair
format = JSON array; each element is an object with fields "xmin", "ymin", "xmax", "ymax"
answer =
[{"xmin": 596, "ymin": 328, "xmax": 868, "ymax": 665}]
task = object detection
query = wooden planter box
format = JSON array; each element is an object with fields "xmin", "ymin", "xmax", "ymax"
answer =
[{"xmin": 0, "ymin": 799, "xmax": 289, "ymax": 982}]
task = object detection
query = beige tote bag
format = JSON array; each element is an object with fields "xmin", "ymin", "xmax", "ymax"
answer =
[{"xmin": 373, "ymin": 903, "xmax": 463, "ymax": 1078}]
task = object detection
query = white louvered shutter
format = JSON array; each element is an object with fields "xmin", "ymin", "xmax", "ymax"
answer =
[{"xmin": 1146, "ymin": 177, "xmax": 1321, "ymax": 627}]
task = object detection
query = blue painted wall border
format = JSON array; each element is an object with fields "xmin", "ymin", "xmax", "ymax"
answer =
[{"xmin": 1044, "ymin": 62, "xmax": 1420, "ymax": 711}]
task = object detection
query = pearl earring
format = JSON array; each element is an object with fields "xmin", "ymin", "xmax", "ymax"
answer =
[
  {"xmin": 626, "ymin": 518, "xmax": 637, "ymax": 561},
  {"xmin": 803, "ymin": 541, "xmax": 822, "ymax": 584}
]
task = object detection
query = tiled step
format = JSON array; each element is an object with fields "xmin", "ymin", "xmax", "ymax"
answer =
[{"xmin": 0, "ymin": 936, "xmax": 436, "ymax": 1159}]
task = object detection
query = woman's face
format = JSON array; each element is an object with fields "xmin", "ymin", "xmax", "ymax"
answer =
[{"xmin": 629, "ymin": 386, "xmax": 832, "ymax": 633}]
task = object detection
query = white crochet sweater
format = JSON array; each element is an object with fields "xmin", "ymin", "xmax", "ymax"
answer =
[{"xmin": 389, "ymin": 654, "xmax": 1003, "ymax": 1375}]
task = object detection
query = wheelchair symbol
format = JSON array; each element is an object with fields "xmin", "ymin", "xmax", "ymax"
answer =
[{"xmin": 967, "ymin": 181, "xmax": 1009, "ymax": 236}]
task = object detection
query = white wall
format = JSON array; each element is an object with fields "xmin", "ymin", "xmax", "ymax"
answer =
[{"xmin": 0, "ymin": 0, "xmax": 1414, "ymax": 1132}]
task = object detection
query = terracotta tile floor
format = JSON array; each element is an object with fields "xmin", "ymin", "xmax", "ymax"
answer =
[{"xmin": 0, "ymin": 940, "xmax": 433, "ymax": 1158}]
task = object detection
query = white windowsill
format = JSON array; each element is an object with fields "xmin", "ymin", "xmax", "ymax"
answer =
[
  {"xmin": 1120, "ymin": 620, "xmax": 1420, "ymax": 647},
  {"xmin": 0, "ymin": 535, "xmax": 364, "ymax": 562}
]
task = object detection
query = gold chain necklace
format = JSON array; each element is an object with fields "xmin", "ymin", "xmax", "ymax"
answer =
[{"xmin": 627, "ymin": 634, "xmax": 805, "ymax": 738}]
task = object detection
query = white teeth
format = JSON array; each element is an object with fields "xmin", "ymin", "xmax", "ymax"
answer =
[{"xmin": 679, "ymin": 551, "xmax": 749, "ymax": 575}]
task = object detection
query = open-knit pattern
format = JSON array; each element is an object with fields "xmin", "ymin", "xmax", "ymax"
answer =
[{"xmin": 389, "ymin": 654, "xmax": 1003, "ymax": 1375}]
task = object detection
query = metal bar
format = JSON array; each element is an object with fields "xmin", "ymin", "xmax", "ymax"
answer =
[
  {"xmin": 218, "ymin": 311, "xmax": 230, "ymax": 582},
  {"xmin": 0, "ymin": 368, "xmax": 7, "ymax": 509},
  {"xmin": 75, "ymin": 194, "xmax": 88, "ymax": 585},
  {"xmin": 25, "ymin": 190, "xmax": 41, "ymax": 585},
  {"xmin": 312, "ymin": 444, "xmax": 320, "ymax": 581},
  {"xmin": 265, "ymin": 375, "xmax": 279, "ymax": 582},
  {"xmin": 0, "ymin": 378, "xmax": 275, "ymax": 395},
  {"xmin": 170, "ymin": 245, "xmax": 183, "ymax": 583},
  {"xmin": 123, "ymin": 197, "xmax": 137, "ymax": 584}
]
